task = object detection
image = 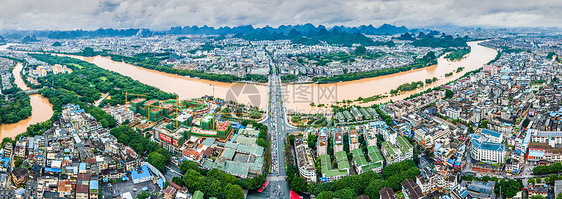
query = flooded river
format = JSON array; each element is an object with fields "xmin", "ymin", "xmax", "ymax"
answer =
[
  {"xmin": 63, "ymin": 41, "xmax": 495, "ymax": 114},
  {"xmin": 0, "ymin": 62, "xmax": 54, "ymax": 139}
]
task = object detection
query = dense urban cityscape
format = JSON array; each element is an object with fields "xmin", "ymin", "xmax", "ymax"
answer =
[{"xmin": 2, "ymin": 1, "xmax": 562, "ymax": 199}]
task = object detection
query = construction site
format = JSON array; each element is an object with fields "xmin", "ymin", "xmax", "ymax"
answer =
[{"xmin": 119, "ymin": 93, "xmax": 261, "ymax": 154}]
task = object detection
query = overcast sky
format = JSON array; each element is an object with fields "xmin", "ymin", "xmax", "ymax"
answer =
[{"xmin": 0, "ymin": 0, "xmax": 561, "ymax": 30}]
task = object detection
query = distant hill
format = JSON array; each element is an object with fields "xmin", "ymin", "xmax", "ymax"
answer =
[
  {"xmin": 4, "ymin": 24, "xmax": 407, "ymax": 40},
  {"xmin": 411, "ymin": 34, "xmax": 468, "ymax": 48},
  {"xmin": 395, "ymin": 32, "xmax": 415, "ymax": 40},
  {"xmin": 233, "ymin": 27, "xmax": 384, "ymax": 47},
  {"xmin": 22, "ymin": 35, "xmax": 39, "ymax": 43},
  {"xmin": 358, "ymin": 24, "xmax": 409, "ymax": 35},
  {"xmin": 46, "ymin": 28, "xmax": 146, "ymax": 39},
  {"xmin": 0, "ymin": 35, "xmax": 4, "ymax": 44}
]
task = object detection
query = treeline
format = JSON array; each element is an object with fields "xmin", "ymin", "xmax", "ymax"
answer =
[
  {"xmin": 174, "ymin": 160, "xmax": 265, "ymax": 199},
  {"xmin": 40, "ymin": 88, "xmax": 116, "ymax": 128},
  {"xmin": 108, "ymin": 54, "xmax": 241, "ymax": 83},
  {"xmin": 390, "ymin": 81, "xmax": 424, "ymax": 95},
  {"xmin": 281, "ymin": 74, "xmax": 298, "ymax": 82},
  {"xmin": 373, "ymin": 104, "xmax": 394, "ymax": 127},
  {"xmin": 0, "ymin": 58, "xmax": 32, "ymax": 125},
  {"xmin": 533, "ymin": 162, "xmax": 562, "ymax": 175},
  {"xmin": 243, "ymin": 74, "xmax": 268, "ymax": 83},
  {"xmin": 30, "ymin": 53, "xmax": 176, "ymax": 107},
  {"xmin": 310, "ymin": 160, "xmax": 420, "ymax": 199},
  {"xmin": 110, "ymin": 126, "xmax": 171, "ymax": 172},
  {"xmin": 313, "ymin": 51, "xmax": 437, "ymax": 84},
  {"xmin": 0, "ymin": 90, "xmax": 31, "ymax": 125},
  {"xmin": 444, "ymin": 48, "xmax": 471, "ymax": 61},
  {"xmin": 425, "ymin": 77, "xmax": 438, "ymax": 84}
]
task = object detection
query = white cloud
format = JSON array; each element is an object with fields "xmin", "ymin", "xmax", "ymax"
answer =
[{"xmin": 0, "ymin": 0, "xmax": 560, "ymax": 30}]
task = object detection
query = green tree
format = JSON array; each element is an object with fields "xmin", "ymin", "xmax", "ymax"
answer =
[
  {"xmin": 317, "ymin": 191, "xmax": 334, "ymax": 199},
  {"xmin": 365, "ymin": 179, "xmax": 386, "ymax": 199},
  {"xmin": 528, "ymin": 177, "xmax": 535, "ymax": 185},
  {"xmin": 355, "ymin": 46, "xmax": 367, "ymax": 55},
  {"xmin": 172, "ymin": 177, "xmax": 184, "ymax": 186},
  {"xmin": 531, "ymin": 195, "xmax": 546, "ymax": 199},
  {"xmin": 183, "ymin": 169, "xmax": 203, "ymax": 191},
  {"xmin": 1, "ymin": 137, "xmax": 14, "ymax": 148},
  {"xmin": 196, "ymin": 177, "xmax": 223, "ymax": 198},
  {"xmin": 334, "ymin": 188, "xmax": 357, "ymax": 199},
  {"xmin": 136, "ymin": 191, "xmax": 151, "ymax": 199},
  {"xmin": 289, "ymin": 135, "xmax": 296, "ymax": 145},
  {"xmin": 249, "ymin": 111, "xmax": 262, "ymax": 119},
  {"xmin": 290, "ymin": 177, "xmax": 309, "ymax": 193},
  {"xmin": 522, "ymin": 118, "xmax": 530, "ymax": 128},
  {"xmin": 536, "ymin": 177, "xmax": 542, "ymax": 184},
  {"xmin": 179, "ymin": 161, "xmax": 200, "ymax": 174},
  {"xmin": 223, "ymin": 184, "xmax": 245, "ymax": 199},
  {"xmin": 14, "ymin": 159, "xmax": 23, "ymax": 168},
  {"xmin": 257, "ymin": 138, "xmax": 267, "ymax": 148},
  {"xmin": 147, "ymin": 152, "xmax": 166, "ymax": 172}
]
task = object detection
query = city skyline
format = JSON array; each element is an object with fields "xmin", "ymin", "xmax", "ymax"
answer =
[{"xmin": 0, "ymin": 0, "xmax": 561, "ymax": 30}]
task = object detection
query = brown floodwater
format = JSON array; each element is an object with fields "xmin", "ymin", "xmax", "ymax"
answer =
[
  {"xmin": 282, "ymin": 41, "xmax": 497, "ymax": 114},
  {"xmin": 63, "ymin": 41, "xmax": 495, "ymax": 115},
  {"xmin": 0, "ymin": 62, "xmax": 54, "ymax": 139},
  {"xmin": 64, "ymin": 54, "xmax": 270, "ymax": 109}
]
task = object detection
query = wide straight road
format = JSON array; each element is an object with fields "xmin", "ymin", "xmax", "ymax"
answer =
[{"xmin": 249, "ymin": 63, "xmax": 298, "ymax": 199}]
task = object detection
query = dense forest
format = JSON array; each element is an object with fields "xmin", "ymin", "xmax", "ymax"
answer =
[
  {"xmin": 390, "ymin": 81, "xmax": 425, "ymax": 95},
  {"xmin": 29, "ymin": 53, "xmax": 175, "ymax": 126},
  {"xmin": 110, "ymin": 126, "xmax": 171, "ymax": 171},
  {"xmin": 31, "ymin": 53, "xmax": 175, "ymax": 102},
  {"xmin": 444, "ymin": 48, "xmax": 471, "ymax": 61},
  {"xmin": 0, "ymin": 59, "xmax": 32, "ymax": 125},
  {"xmin": 312, "ymin": 51, "xmax": 437, "ymax": 83},
  {"xmin": 0, "ymin": 92, "xmax": 32, "ymax": 124}
]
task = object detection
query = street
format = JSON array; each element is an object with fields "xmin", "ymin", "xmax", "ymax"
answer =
[{"xmin": 249, "ymin": 64, "xmax": 298, "ymax": 198}]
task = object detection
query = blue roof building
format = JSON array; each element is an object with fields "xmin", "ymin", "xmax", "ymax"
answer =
[
  {"xmin": 79, "ymin": 163, "xmax": 87, "ymax": 173},
  {"xmin": 90, "ymin": 180, "xmax": 98, "ymax": 190},
  {"xmin": 481, "ymin": 129, "xmax": 503, "ymax": 143},
  {"xmin": 131, "ymin": 165, "xmax": 153, "ymax": 184},
  {"xmin": 470, "ymin": 134, "xmax": 507, "ymax": 165}
]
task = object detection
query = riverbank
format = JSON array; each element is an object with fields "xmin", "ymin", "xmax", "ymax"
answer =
[
  {"xmin": 281, "ymin": 41, "xmax": 497, "ymax": 113},
  {"xmin": 0, "ymin": 62, "xmax": 53, "ymax": 139},
  {"xmin": 61, "ymin": 54, "xmax": 269, "ymax": 110},
  {"xmin": 52, "ymin": 41, "xmax": 496, "ymax": 114}
]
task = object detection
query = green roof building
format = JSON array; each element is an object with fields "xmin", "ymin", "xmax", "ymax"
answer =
[
  {"xmin": 192, "ymin": 191, "xmax": 204, "ymax": 199},
  {"xmin": 319, "ymin": 153, "xmax": 350, "ymax": 182}
]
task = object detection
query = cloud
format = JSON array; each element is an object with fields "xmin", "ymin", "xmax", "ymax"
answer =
[{"xmin": 0, "ymin": 0, "xmax": 560, "ymax": 30}]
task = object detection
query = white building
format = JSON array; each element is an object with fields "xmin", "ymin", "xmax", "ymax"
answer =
[
  {"xmin": 470, "ymin": 134, "xmax": 507, "ymax": 165},
  {"xmin": 294, "ymin": 138, "xmax": 317, "ymax": 183},
  {"xmin": 446, "ymin": 107, "xmax": 461, "ymax": 120}
]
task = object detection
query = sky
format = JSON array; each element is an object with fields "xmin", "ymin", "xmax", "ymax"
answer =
[{"xmin": 0, "ymin": 0, "xmax": 561, "ymax": 30}]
